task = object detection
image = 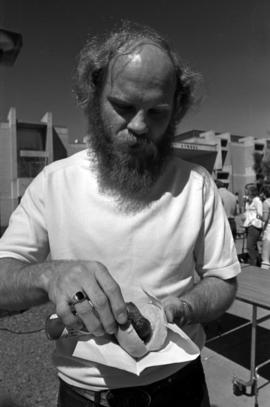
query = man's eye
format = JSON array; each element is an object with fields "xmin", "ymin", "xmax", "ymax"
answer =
[
  {"xmin": 113, "ymin": 103, "xmax": 134, "ymax": 114},
  {"xmin": 149, "ymin": 109, "xmax": 161, "ymax": 115},
  {"xmin": 148, "ymin": 109, "xmax": 168, "ymax": 118}
]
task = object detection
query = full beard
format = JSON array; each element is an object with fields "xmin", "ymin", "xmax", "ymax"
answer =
[{"xmin": 87, "ymin": 103, "xmax": 174, "ymax": 211}]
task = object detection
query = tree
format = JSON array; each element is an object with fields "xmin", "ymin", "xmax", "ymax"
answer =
[
  {"xmin": 252, "ymin": 151, "xmax": 270, "ymax": 192},
  {"xmin": 261, "ymin": 152, "xmax": 270, "ymax": 183},
  {"xmin": 253, "ymin": 152, "xmax": 264, "ymax": 192}
]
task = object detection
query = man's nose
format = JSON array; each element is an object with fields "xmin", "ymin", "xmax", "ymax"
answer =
[{"xmin": 127, "ymin": 111, "xmax": 148, "ymax": 136}]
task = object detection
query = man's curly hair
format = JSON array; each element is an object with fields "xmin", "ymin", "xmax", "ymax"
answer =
[{"xmin": 73, "ymin": 20, "xmax": 199, "ymax": 126}]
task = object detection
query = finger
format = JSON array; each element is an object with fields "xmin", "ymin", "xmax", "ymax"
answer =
[
  {"xmin": 74, "ymin": 299, "xmax": 105, "ymax": 336},
  {"xmin": 56, "ymin": 299, "xmax": 81, "ymax": 329},
  {"xmin": 163, "ymin": 307, "xmax": 174, "ymax": 323},
  {"xmin": 80, "ymin": 263, "xmax": 127, "ymax": 333},
  {"xmin": 162, "ymin": 297, "xmax": 180, "ymax": 324},
  {"xmin": 93, "ymin": 263, "xmax": 127, "ymax": 324},
  {"xmin": 82, "ymin": 282, "xmax": 118, "ymax": 335}
]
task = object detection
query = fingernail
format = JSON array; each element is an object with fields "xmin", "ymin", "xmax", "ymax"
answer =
[
  {"xmin": 107, "ymin": 323, "xmax": 117, "ymax": 335},
  {"xmin": 94, "ymin": 328, "xmax": 105, "ymax": 337},
  {"xmin": 117, "ymin": 312, "xmax": 127, "ymax": 324}
]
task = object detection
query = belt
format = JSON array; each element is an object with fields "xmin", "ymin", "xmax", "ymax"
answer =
[
  {"xmin": 68, "ymin": 385, "xmax": 151, "ymax": 407},
  {"xmin": 60, "ymin": 357, "xmax": 201, "ymax": 407},
  {"xmin": 67, "ymin": 384, "xmax": 110, "ymax": 406}
]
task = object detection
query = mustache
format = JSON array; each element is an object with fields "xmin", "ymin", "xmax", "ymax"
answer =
[
  {"xmin": 115, "ymin": 135, "xmax": 159, "ymax": 164},
  {"xmin": 113, "ymin": 129, "xmax": 152, "ymax": 145}
]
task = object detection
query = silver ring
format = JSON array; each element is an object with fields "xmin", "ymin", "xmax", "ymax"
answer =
[
  {"xmin": 87, "ymin": 298, "xmax": 95, "ymax": 311},
  {"xmin": 71, "ymin": 291, "xmax": 88, "ymax": 305}
]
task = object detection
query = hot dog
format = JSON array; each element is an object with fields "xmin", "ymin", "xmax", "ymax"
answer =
[{"xmin": 115, "ymin": 293, "xmax": 168, "ymax": 358}]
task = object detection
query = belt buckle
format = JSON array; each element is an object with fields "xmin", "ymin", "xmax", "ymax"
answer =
[{"xmin": 106, "ymin": 388, "xmax": 151, "ymax": 407}]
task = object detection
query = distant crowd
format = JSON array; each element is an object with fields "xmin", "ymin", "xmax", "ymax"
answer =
[{"xmin": 215, "ymin": 179, "xmax": 270, "ymax": 269}]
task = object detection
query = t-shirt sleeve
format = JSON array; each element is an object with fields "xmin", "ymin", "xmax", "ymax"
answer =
[
  {"xmin": 0, "ymin": 170, "xmax": 49, "ymax": 263},
  {"xmin": 194, "ymin": 171, "xmax": 241, "ymax": 280}
]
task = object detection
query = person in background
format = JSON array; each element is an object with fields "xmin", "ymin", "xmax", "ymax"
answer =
[
  {"xmin": 235, "ymin": 192, "xmax": 240, "ymax": 215},
  {"xmin": 0, "ymin": 21, "xmax": 240, "ymax": 407},
  {"xmin": 242, "ymin": 184, "xmax": 263, "ymax": 266},
  {"xmin": 215, "ymin": 180, "xmax": 237, "ymax": 240},
  {"xmin": 260, "ymin": 184, "xmax": 270, "ymax": 269}
]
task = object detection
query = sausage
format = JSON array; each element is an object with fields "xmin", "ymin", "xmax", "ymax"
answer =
[
  {"xmin": 115, "ymin": 297, "xmax": 168, "ymax": 359},
  {"xmin": 126, "ymin": 302, "xmax": 152, "ymax": 343}
]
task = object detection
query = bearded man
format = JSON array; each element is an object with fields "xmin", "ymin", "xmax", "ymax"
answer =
[{"xmin": 0, "ymin": 21, "xmax": 240, "ymax": 407}]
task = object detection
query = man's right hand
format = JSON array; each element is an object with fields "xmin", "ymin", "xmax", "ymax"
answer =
[{"xmin": 41, "ymin": 260, "xmax": 127, "ymax": 337}]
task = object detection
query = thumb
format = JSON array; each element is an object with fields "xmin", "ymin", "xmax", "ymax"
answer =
[{"xmin": 163, "ymin": 301, "xmax": 180, "ymax": 323}]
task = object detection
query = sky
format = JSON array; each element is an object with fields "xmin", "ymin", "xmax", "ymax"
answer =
[{"xmin": 0, "ymin": 0, "xmax": 270, "ymax": 143}]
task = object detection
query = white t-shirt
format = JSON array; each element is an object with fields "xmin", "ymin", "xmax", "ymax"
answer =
[
  {"xmin": 0, "ymin": 149, "xmax": 240, "ymax": 390},
  {"xmin": 243, "ymin": 197, "xmax": 263, "ymax": 229}
]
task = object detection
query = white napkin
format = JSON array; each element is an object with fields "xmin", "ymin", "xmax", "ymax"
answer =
[
  {"xmin": 72, "ymin": 288, "xmax": 200, "ymax": 376},
  {"xmin": 72, "ymin": 322, "xmax": 199, "ymax": 376}
]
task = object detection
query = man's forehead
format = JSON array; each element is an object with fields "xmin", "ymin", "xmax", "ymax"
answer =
[
  {"xmin": 107, "ymin": 43, "xmax": 175, "ymax": 82},
  {"xmin": 127, "ymin": 52, "xmax": 143, "ymax": 66}
]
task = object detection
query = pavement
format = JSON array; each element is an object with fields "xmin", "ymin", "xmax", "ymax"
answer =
[
  {"xmin": 202, "ymin": 299, "xmax": 270, "ymax": 407},
  {"xmin": 202, "ymin": 224, "xmax": 270, "ymax": 407}
]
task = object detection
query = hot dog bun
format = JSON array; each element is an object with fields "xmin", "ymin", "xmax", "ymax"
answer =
[{"xmin": 115, "ymin": 288, "xmax": 167, "ymax": 358}]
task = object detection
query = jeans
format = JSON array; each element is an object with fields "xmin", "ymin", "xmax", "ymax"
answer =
[
  {"xmin": 57, "ymin": 357, "xmax": 210, "ymax": 407},
  {"xmin": 246, "ymin": 225, "xmax": 262, "ymax": 266}
]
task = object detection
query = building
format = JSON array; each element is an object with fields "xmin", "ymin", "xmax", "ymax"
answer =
[
  {"xmin": 230, "ymin": 136, "xmax": 270, "ymax": 195},
  {"xmin": 68, "ymin": 137, "xmax": 87, "ymax": 156},
  {"xmin": 0, "ymin": 107, "xmax": 68, "ymax": 231},
  {"xmin": 173, "ymin": 130, "xmax": 219, "ymax": 173},
  {"xmin": 177, "ymin": 129, "xmax": 270, "ymax": 201}
]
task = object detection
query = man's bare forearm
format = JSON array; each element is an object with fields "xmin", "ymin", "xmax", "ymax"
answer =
[
  {"xmin": 0, "ymin": 258, "xmax": 50, "ymax": 310},
  {"xmin": 181, "ymin": 276, "xmax": 238, "ymax": 324},
  {"xmin": 0, "ymin": 257, "xmax": 128, "ymax": 336}
]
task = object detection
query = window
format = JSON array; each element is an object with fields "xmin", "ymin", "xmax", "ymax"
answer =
[
  {"xmin": 254, "ymin": 143, "xmax": 264, "ymax": 151},
  {"xmin": 221, "ymin": 139, "xmax": 228, "ymax": 147},
  {"xmin": 17, "ymin": 123, "xmax": 46, "ymax": 151},
  {"xmin": 217, "ymin": 171, "xmax": 229, "ymax": 180},
  {"xmin": 17, "ymin": 156, "xmax": 48, "ymax": 178}
]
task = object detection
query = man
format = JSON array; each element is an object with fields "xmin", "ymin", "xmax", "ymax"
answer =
[
  {"xmin": 0, "ymin": 21, "xmax": 240, "ymax": 407},
  {"xmin": 260, "ymin": 184, "xmax": 270, "ymax": 269},
  {"xmin": 242, "ymin": 184, "xmax": 263, "ymax": 266},
  {"xmin": 215, "ymin": 180, "xmax": 238, "ymax": 239}
]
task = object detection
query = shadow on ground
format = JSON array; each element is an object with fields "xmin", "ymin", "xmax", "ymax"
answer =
[
  {"xmin": 0, "ymin": 397, "xmax": 29, "ymax": 407},
  {"xmin": 205, "ymin": 312, "xmax": 270, "ymax": 380}
]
